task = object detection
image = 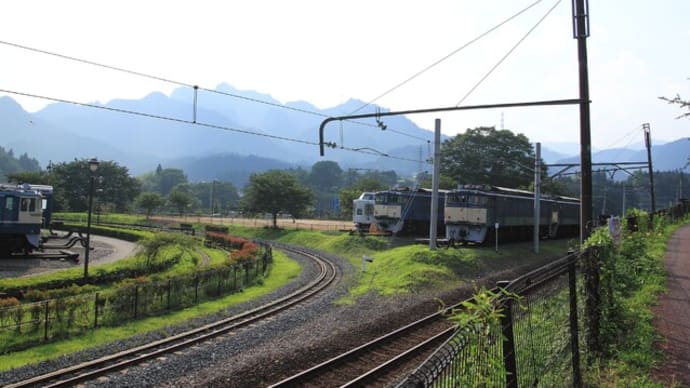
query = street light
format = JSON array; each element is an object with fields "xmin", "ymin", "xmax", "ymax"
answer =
[{"xmin": 84, "ymin": 157, "xmax": 99, "ymax": 279}]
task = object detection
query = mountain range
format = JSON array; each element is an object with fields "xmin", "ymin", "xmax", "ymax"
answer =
[{"xmin": 1, "ymin": 84, "xmax": 688, "ymax": 188}]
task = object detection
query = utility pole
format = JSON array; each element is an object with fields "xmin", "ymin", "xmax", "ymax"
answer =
[
  {"xmin": 534, "ymin": 142, "xmax": 541, "ymax": 254},
  {"xmin": 429, "ymin": 119, "xmax": 441, "ymax": 250},
  {"xmin": 643, "ymin": 123, "xmax": 656, "ymax": 216},
  {"xmin": 574, "ymin": 0, "xmax": 593, "ymax": 243}
]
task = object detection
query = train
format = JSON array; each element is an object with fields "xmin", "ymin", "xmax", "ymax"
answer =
[
  {"xmin": 0, "ymin": 183, "xmax": 54, "ymax": 254},
  {"xmin": 444, "ymin": 184, "xmax": 580, "ymax": 244},
  {"xmin": 352, "ymin": 192, "xmax": 375, "ymax": 233},
  {"xmin": 372, "ymin": 187, "xmax": 447, "ymax": 235}
]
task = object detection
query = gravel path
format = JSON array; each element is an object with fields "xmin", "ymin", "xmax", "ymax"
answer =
[{"xmin": 652, "ymin": 224, "xmax": 690, "ymax": 386}]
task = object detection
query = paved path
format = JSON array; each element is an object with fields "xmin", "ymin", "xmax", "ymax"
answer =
[
  {"xmin": 0, "ymin": 235, "xmax": 137, "ymax": 279},
  {"xmin": 652, "ymin": 224, "xmax": 690, "ymax": 385}
]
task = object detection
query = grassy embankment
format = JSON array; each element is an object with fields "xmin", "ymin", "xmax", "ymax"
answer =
[
  {"xmin": 0, "ymin": 248, "xmax": 299, "ymax": 372},
  {"xmin": 14, "ymin": 213, "xmax": 571, "ymax": 372}
]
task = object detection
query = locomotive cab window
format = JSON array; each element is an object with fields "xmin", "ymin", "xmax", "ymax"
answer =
[
  {"xmin": 356, "ymin": 208, "xmax": 363, "ymax": 215},
  {"xmin": 375, "ymin": 193, "xmax": 389, "ymax": 204},
  {"xmin": 5, "ymin": 197, "xmax": 13, "ymax": 211},
  {"xmin": 21, "ymin": 198, "xmax": 28, "ymax": 211}
]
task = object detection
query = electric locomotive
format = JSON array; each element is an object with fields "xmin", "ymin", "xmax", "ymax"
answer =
[
  {"xmin": 0, "ymin": 183, "xmax": 54, "ymax": 254},
  {"xmin": 352, "ymin": 192, "xmax": 375, "ymax": 233},
  {"xmin": 444, "ymin": 184, "xmax": 579, "ymax": 244},
  {"xmin": 373, "ymin": 187, "xmax": 447, "ymax": 235}
]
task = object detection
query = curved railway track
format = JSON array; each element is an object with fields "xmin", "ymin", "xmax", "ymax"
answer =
[
  {"xmin": 270, "ymin": 304, "xmax": 461, "ymax": 387},
  {"xmin": 5, "ymin": 244, "xmax": 338, "ymax": 388}
]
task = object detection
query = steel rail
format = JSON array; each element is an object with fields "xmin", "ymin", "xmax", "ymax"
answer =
[
  {"xmin": 5, "ymin": 245, "xmax": 338, "ymax": 388},
  {"xmin": 270, "ymin": 301, "xmax": 464, "ymax": 387}
]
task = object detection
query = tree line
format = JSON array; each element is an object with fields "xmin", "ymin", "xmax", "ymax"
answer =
[{"xmin": 4, "ymin": 125, "xmax": 687, "ymax": 227}]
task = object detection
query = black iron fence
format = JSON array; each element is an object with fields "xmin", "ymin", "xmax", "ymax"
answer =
[
  {"xmin": 0, "ymin": 248, "xmax": 272, "ymax": 354},
  {"xmin": 402, "ymin": 252, "xmax": 583, "ymax": 387}
]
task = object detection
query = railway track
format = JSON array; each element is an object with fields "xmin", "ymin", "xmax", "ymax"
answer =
[
  {"xmin": 270, "ymin": 305, "xmax": 460, "ymax": 387},
  {"xmin": 5, "ymin": 244, "xmax": 338, "ymax": 388}
]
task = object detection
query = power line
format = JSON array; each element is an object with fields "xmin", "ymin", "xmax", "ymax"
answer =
[
  {"xmin": 456, "ymin": 0, "xmax": 562, "ymax": 106},
  {"xmin": 0, "ymin": 39, "xmax": 431, "ymax": 143},
  {"xmin": 350, "ymin": 0, "xmax": 545, "ymax": 115},
  {"xmin": 0, "ymin": 87, "xmax": 423, "ymax": 164}
]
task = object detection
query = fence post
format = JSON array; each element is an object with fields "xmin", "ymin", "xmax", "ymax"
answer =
[
  {"xmin": 133, "ymin": 286, "xmax": 139, "ymax": 319},
  {"xmin": 568, "ymin": 261, "xmax": 583, "ymax": 387},
  {"xmin": 94, "ymin": 292, "xmax": 99, "ymax": 328},
  {"xmin": 582, "ymin": 248, "xmax": 601, "ymax": 361},
  {"xmin": 497, "ymin": 281, "xmax": 518, "ymax": 388},
  {"xmin": 217, "ymin": 272, "xmax": 222, "ymax": 296},
  {"xmin": 43, "ymin": 301, "xmax": 49, "ymax": 341},
  {"xmin": 167, "ymin": 279, "xmax": 172, "ymax": 311},
  {"xmin": 194, "ymin": 275, "xmax": 199, "ymax": 303}
]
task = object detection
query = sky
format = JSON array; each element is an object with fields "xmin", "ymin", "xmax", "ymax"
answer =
[{"xmin": 1, "ymin": 0, "xmax": 689, "ymax": 155}]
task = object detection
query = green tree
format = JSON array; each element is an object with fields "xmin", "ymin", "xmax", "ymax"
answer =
[
  {"xmin": 440, "ymin": 126, "xmax": 544, "ymax": 189},
  {"xmin": 420, "ymin": 174, "xmax": 457, "ymax": 190},
  {"xmin": 139, "ymin": 167, "xmax": 188, "ymax": 195},
  {"xmin": 0, "ymin": 147, "xmax": 40, "ymax": 181},
  {"xmin": 308, "ymin": 160, "xmax": 343, "ymax": 192},
  {"xmin": 136, "ymin": 192, "xmax": 163, "ymax": 220},
  {"xmin": 191, "ymin": 181, "xmax": 240, "ymax": 214},
  {"xmin": 241, "ymin": 170, "xmax": 312, "ymax": 228},
  {"xmin": 6, "ymin": 171, "xmax": 48, "ymax": 185},
  {"xmin": 48, "ymin": 159, "xmax": 140, "ymax": 212},
  {"xmin": 167, "ymin": 184, "xmax": 195, "ymax": 216}
]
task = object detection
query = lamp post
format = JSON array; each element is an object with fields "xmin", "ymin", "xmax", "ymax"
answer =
[{"xmin": 84, "ymin": 157, "xmax": 99, "ymax": 279}]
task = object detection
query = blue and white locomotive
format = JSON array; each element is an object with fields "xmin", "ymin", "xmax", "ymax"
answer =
[
  {"xmin": 0, "ymin": 184, "xmax": 54, "ymax": 254},
  {"xmin": 373, "ymin": 187, "xmax": 447, "ymax": 235},
  {"xmin": 444, "ymin": 184, "xmax": 579, "ymax": 244}
]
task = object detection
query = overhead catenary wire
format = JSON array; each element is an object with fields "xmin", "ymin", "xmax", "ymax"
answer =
[
  {"xmin": 456, "ymin": 0, "xmax": 562, "ymax": 106},
  {"xmin": 0, "ymin": 87, "xmax": 423, "ymax": 164},
  {"xmin": 349, "ymin": 0, "xmax": 545, "ymax": 115},
  {"xmin": 0, "ymin": 39, "xmax": 430, "ymax": 143}
]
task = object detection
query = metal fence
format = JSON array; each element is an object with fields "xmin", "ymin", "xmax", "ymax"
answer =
[
  {"xmin": 401, "ymin": 199, "xmax": 690, "ymax": 387},
  {"xmin": 0, "ymin": 252, "xmax": 271, "ymax": 354},
  {"xmin": 401, "ymin": 252, "xmax": 583, "ymax": 388}
]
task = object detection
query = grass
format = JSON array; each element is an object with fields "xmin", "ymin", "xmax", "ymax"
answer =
[
  {"xmin": 583, "ymin": 216, "xmax": 690, "ymax": 388},
  {"xmin": 228, "ymin": 224, "xmax": 575, "ymax": 303},
  {"xmin": 0, "ymin": 250, "xmax": 300, "ymax": 372}
]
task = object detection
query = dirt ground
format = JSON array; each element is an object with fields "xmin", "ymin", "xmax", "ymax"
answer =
[{"xmin": 651, "ymin": 224, "xmax": 690, "ymax": 386}]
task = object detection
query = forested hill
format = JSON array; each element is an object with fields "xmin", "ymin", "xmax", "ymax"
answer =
[{"xmin": 0, "ymin": 147, "xmax": 40, "ymax": 182}]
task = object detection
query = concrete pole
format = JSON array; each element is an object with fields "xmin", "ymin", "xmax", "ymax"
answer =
[
  {"xmin": 429, "ymin": 119, "xmax": 441, "ymax": 250},
  {"xmin": 534, "ymin": 142, "xmax": 541, "ymax": 254}
]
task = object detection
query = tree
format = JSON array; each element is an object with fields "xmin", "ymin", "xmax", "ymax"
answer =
[
  {"xmin": 0, "ymin": 147, "xmax": 40, "ymax": 181},
  {"xmin": 139, "ymin": 167, "xmax": 188, "ymax": 196},
  {"xmin": 420, "ymin": 174, "xmax": 457, "ymax": 190},
  {"xmin": 191, "ymin": 181, "xmax": 240, "ymax": 214},
  {"xmin": 308, "ymin": 160, "xmax": 343, "ymax": 192},
  {"xmin": 136, "ymin": 192, "xmax": 163, "ymax": 220},
  {"xmin": 48, "ymin": 159, "xmax": 141, "ymax": 212},
  {"xmin": 241, "ymin": 170, "xmax": 312, "ymax": 228},
  {"xmin": 659, "ymin": 93, "xmax": 690, "ymax": 119},
  {"xmin": 440, "ymin": 126, "xmax": 544, "ymax": 189},
  {"xmin": 167, "ymin": 184, "xmax": 195, "ymax": 216}
]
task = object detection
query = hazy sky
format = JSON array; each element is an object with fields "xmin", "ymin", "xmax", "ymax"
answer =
[{"xmin": 1, "ymin": 0, "xmax": 688, "ymax": 153}]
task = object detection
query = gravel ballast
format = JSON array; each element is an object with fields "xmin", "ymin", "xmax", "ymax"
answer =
[{"xmin": 0, "ymin": 242, "xmax": 566, "ymax": 387}]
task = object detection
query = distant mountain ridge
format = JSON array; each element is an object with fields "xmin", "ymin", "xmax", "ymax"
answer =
[{"xmin": 1, "ymin": 85, "xmax": 688, "ymax": 187}]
